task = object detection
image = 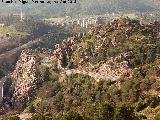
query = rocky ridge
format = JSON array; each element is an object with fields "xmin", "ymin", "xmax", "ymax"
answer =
[
  {"xmin": 11, "ymin": 50, "xmax": 41, "ymax": 110},
  {"xmin": 52, "ymin": 18, "xmax": 152, "ymax": 81}
]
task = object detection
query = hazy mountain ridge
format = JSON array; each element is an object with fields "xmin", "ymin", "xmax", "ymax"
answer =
[{"xmin": 0, "ymin": 0, "xmax": 159, "ymax": 17}]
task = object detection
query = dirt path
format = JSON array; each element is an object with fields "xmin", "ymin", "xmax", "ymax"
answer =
[{"xmin": 59, "ymin": 68, "xmax": 120, "ymax": 82}]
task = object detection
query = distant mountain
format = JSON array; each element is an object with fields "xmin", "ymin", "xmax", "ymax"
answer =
[{"xmin": 0, "ymin": 0, "xmax": 159, "ymax": 17}]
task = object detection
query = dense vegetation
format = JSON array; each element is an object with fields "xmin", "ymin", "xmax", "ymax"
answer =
[
  {"xmin": 0, "ymin": 15, "xmax": 160, "ymax": 119},
  {"xmin": 10, "ymin": 18, "xmax": 159, "ymax": 119}
]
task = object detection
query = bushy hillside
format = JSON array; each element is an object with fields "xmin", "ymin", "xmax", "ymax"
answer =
[
  {"xmin": 55, "ymin": 18, "xmax": 160, "ymax": 69},
  {"xmin": 1, "ymin": 18, "xmax": 160, "ymax": 120},
  {"xmin": 28, "ymin": 17, "xmax": 160, "ymax": 119}
]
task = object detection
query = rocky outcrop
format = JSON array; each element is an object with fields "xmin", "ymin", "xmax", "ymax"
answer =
[
  {"xmin": 11, "ymin": 50, "xmax": 41, "ymax": 110},
  {"xmin": 60, "ymin": 52, "xmax": 133, "ymax": 83},
  {"xmin": 52, "ymin": 36, "xmax": 77, "ymax": 70}
]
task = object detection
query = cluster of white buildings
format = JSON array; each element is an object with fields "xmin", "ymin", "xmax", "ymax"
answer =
[{"xmin": 47, "ymin": 16, "xmax": 106, "ymax": 28}]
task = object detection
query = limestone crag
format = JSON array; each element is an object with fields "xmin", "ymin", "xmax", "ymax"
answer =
[
  {"xmin": 52, "ymin": 36, "xmax": 77, "ymax": 70},
  {"xmin": 11, "ymin": 50, "xmax": 39, "ymax": 109}
]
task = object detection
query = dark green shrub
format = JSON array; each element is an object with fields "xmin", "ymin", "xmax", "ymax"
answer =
[
  {"xmin": 114, "ymin": 103, "xmax": 136, "ymax": 120},
  {"xmin": 137, "ymin": 114, "xmax": 147, "ymax": 120},
  {"xmin": 98, "ymin": 103, "xmax": 115, "ymax": 120},
  {"xmin": 30, "ymin": 113, "xmax": 45, "ymax": 120},
  {"xmin": 154, "ymin": 113, "xmax": 160, "ymax": 120},
  {"xmin": 149, "ymin": 96, "xmax": 160, "ymax": 108},
  {"xmin": 136, "ymin": 100, "xmax": 149, "ymax": 112},
  {"xmin": 28, "ymin": 104, "xmax": 36, "ymax": 113},
  {"xmin": 62, "ymin": 112, "xmax": 84, "ymax": 120}
]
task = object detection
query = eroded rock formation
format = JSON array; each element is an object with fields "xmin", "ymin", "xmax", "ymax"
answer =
[{"xmin": 11, "ymin": 50, "xmax": 41, "ymax": 110}]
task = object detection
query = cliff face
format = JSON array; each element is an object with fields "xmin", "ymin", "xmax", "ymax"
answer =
[{"xmin": 11, "ymin": 50, "xmax": 41, "ymax": 110}]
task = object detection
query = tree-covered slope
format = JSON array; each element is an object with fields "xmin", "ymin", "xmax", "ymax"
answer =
[
  {"xmin": 33, "ymin": 18, "xmax": 160, "ymax": 119},
  {"xmin": 0, "ymin": 18, "xmax": 160, "ymax": 119}
]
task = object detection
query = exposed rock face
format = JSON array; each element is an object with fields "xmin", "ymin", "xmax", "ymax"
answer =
[
  {"xmin": 96, "ymin": 52, "xmax": 133, "ymax": 81},
  {"xmin": 60, "ymin": 52, "xmax": 133, "ymax": 82},
  {"xmin": 11, "ymin": 50, "xmax": 40, "ymax": 110},
  {"xmin": 52, "ymin": 37, "xmax": 76, "ymax": 70}
]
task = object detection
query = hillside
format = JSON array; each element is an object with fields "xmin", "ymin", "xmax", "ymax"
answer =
[
  {"xmin": 0, "ymin": 18, "xmax": 160, "ymax": 120},
  {"xmin": 0, "ymin": 18, "xmax": 75, "ymax": 78}
]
